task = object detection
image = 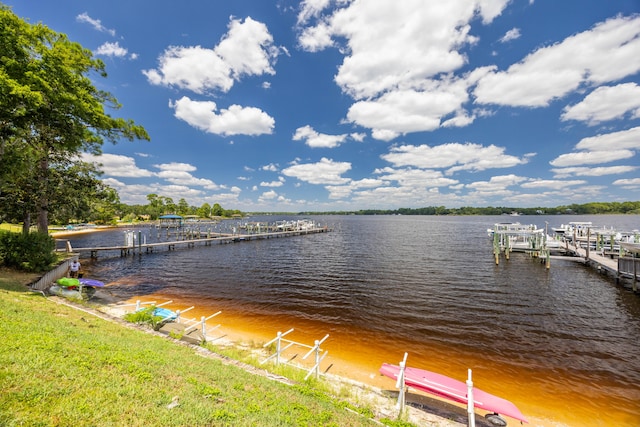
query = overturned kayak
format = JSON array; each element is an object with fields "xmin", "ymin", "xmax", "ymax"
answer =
[
  {"xmin": 380, "ymin": 363, "xmax": 527, "ymax": 424},
  {"xmin": 51, "ymin": 277, "xmax": 103, "ymax": 299},
  {"xmin": 151, "ymin": 307, "xmax": 178, "ymax": 321},
  {"xmin": 78, "ymin": 278, "xmax": 105, "ymax": 288},
  {"xmin": 56, "ymin": 277, "xmax": 80, "ymax": 288},
  {"xmin": 56, "ymin": 277, "xmax": 104, "ymax": 289}
]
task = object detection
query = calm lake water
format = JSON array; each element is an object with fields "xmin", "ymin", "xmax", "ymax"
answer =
[{"xmin": 66, "ymin": 215, "xmax": 640, "ymax": 427}]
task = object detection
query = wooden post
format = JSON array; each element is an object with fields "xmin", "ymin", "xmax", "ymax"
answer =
[
  {"xmin": 505, "ymin": 234, "xmax": 510, "ymax": 260},
  {"xmin": 586, "ymin": 228, "xmax": 590, "ymax": 260},
  {"xmin": 546, "ymin": 248, "xmax": 551, "ymax": 270}
]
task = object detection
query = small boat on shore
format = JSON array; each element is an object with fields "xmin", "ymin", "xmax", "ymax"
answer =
[
  {"xmin": 380, "ymin": 363, "xmax": 528, "ymax": 425},
  {"xmin": 79, "ymin": 278, "xmax": 105, "ymax": 288},
  {"xmin": 151, "ymin": 307, "xmax": 178, "ymax": 322},
  {"xmin": 49, "ymin": 277, "xmax": 105, "ymax": 299}
]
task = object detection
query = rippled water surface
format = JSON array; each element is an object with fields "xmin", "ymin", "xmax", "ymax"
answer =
[{"xmin": 68, "ymin": 215, "xmax": 640, "ymax": 426}]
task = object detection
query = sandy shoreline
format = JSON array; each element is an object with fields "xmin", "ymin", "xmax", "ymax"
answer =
[
  {"xmin": 76, "ymin": 287, "xmax": 536, "ymax": 427},
  {"xmin": 50, "ymin": 224, "xmax": 131, "ymax": 237},
  {"xmin": 82, "ymin": 288, "xmax": 479, "ymax": 426}
]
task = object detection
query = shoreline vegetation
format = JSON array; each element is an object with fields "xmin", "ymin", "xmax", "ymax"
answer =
[
  {"xmin": 33, "ymin": 203, "xmax": 640, "ymax": 240},
  {"xmin": 28, "ymin": 201, "xmax": 640, "ymax": 233},
  {"xmin": 0, "ymin": 268, "xmax": 475, "ymax": 427},
  {"xmin": 260, "ymin": 201, "xmax": 640, "ymax": 216}
]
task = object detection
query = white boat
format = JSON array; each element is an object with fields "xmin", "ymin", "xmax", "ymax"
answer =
[
  {"xmin": 551, "ymin": 221, "xmax": 593, "ymax": 236},
  {"xmin": 276, "ymin": 219, "xmax": 318, "ymax": 231},
  {"xmin": 491, "ymin": 223, "xmax": 564, "ymax": 254}
]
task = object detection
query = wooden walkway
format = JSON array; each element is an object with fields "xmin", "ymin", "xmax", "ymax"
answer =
[
  {"xmin": 68, "ymin": 227, "xmax": 331, "ymax": 258},
  {"xmin": 562, "ymin": 241, "xmax": 639, "ymax": 292}
]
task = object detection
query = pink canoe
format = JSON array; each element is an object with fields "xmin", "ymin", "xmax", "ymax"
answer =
[{"xmin": 379, "ymin": 363, "xmax": 528, "ymax": 423}]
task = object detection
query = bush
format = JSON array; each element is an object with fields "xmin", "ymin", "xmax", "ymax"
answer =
[
  {"xmin": 0, "ymin": 231, "xmax": 57, "ymax": 272},
  {"xmin": 123, "ymin": 306, "xmax": 167, "ymax": 331}
]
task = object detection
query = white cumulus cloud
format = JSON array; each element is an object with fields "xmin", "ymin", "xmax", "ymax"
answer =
[
  {"xmin": 170, "ymin": 96, "xmax": 275, "ymax": 136},
  {"xmin": 474, "ymin": 15, "xmax": 640, "ymax": 107},
  {"xmin": 561, "ymin": 83, "xmax": 640, "ymax": 125},
  {"xmin": 143, "ymin": 17, "xmax": 279, "ymax": 94},
  {"xmin": 282, "ymin": 158, "xmax": 351, "ymax": 185},
  {"xmin": 292, "ymin": 125, "xmax": 348, "ymax": 148}
]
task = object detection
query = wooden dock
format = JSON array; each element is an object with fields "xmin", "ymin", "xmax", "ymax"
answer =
[
  {"xmin": 66, "ymin": 226, "xmax": 331, "ymax": 258},
  {"xmin": 489, "ymin": 222, "xmax": 639, "ymax": 293},
  {"xmin": 563, "ymin": 241, "xmax": 640, "ymax": 292}
]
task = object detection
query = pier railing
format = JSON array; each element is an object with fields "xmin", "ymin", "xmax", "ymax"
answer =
[
  {"xmin": 66, "ymin": 225, "xmax": 331, "ymax": 259},
  {"xmin": 619, "ymin": 257, "xmax": 640, "ymax": 291}
]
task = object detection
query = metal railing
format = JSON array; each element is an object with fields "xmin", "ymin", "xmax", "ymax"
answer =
[
  {"xmin": 618, "ymin": 257, "xmax": 640, "ymax": 291},
  {"xmin": 261, "ymin": 329, "xmax": 329, "ymax": 379}
]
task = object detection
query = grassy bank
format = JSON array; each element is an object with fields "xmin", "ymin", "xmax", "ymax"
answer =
[{"xmin": 0, "ymin": 271, "xmax": 403, "ymax": 426}]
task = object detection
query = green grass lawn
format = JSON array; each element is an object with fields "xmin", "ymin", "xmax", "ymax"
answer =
[
  {"xmin": 0, "ymin": 223, "xmax": 22, "ymax": 233},
  {"xmin": 0, "ymin": 271, "xmax": 395, "ymax": 427}
]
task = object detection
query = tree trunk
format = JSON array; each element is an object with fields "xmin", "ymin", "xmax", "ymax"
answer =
[
  {"xmin": 22, "ymin": 211, "xmax": 31, "ymax": 235},
  {"xmin": 37, "ymin": 204, "xmax": 48, "ymax": 233},
  {"xmin": 37, "ymin": 155, "xmax": 49, "ymax": 233}
]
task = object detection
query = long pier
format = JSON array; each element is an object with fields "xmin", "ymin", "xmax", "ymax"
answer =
[{"xmin": 66, "ymin": 226, "xmax": 331, "ymax": 259}]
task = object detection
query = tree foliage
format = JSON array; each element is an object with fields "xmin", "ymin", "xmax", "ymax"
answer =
[
  {"xmin": 0, "ymin": 230, "xmax": 56, "ymax": 272},
  {"xmin": 0, "ymin": 5, "xmax": 149, "ymax": 233},
  {"xmin": 111, "ymin": 195, "xmax": 242, "ymax": 221}
]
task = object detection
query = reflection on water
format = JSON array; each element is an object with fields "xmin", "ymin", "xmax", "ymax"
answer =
[{"xmin": 68, "ymin": 215, "xmax": 640, "ymax": 426}]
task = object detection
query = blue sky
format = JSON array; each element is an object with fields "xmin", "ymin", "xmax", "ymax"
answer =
[{"xmin": 9, "ymin": 0, "xmax": 640, "ymax": 211}]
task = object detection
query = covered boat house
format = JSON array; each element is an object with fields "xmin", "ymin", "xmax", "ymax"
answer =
[{"xmin": 158, "ymin": 214, "xmax": 183, "ymax": 228}]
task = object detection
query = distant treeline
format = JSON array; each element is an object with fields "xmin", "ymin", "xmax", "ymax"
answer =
[{"xmin": 293, "ymin": 201, "xmax": 640, "ymax": 216}]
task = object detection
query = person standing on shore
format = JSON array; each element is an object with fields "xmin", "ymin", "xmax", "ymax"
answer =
[{"xmin": 69, "ymin": 260, "xmax": 81, "ymax": 278}]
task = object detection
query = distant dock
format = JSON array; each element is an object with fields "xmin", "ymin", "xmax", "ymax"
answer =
[
  {"xmin": 489, "ymin": 222, "xmax": 640, "ymax": 293},
  {"xmin": 61, "ymin": 220, "xmax": 331, "ymax": 259}
]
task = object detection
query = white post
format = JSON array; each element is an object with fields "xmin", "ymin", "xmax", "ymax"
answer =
[
  {"xmin": 466, "ymin": 369, "xmax": 475, "ymax": 427},
  {"xmin": 200, "ymin": 316, "xmax": 206, "ymax": 338},
  {"xmin": 135, "ymin": 300, "xmax": 141, "ymax": 311},
  {"xmin": 302, "ymin": 334, "xmax": 329, "ymax": 379},
  {"xmin": 313, "ymin": 339, "xmax": 320, "ymax": 378},
  {"xmin": 261, "ymin": 328, "xmax": 294, "ymax": 366},
  {"xmin": 275, "ymin": 331, "xmax": 282, "ymax": 365},
  {"xmin": 396, "ymin": 352, "xmax": 408, "ymax": 413}
]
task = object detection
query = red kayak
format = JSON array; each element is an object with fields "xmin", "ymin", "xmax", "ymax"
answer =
[{"xmin": 380, "ymin": 363, "xmax": 528, "ymax": 423}]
